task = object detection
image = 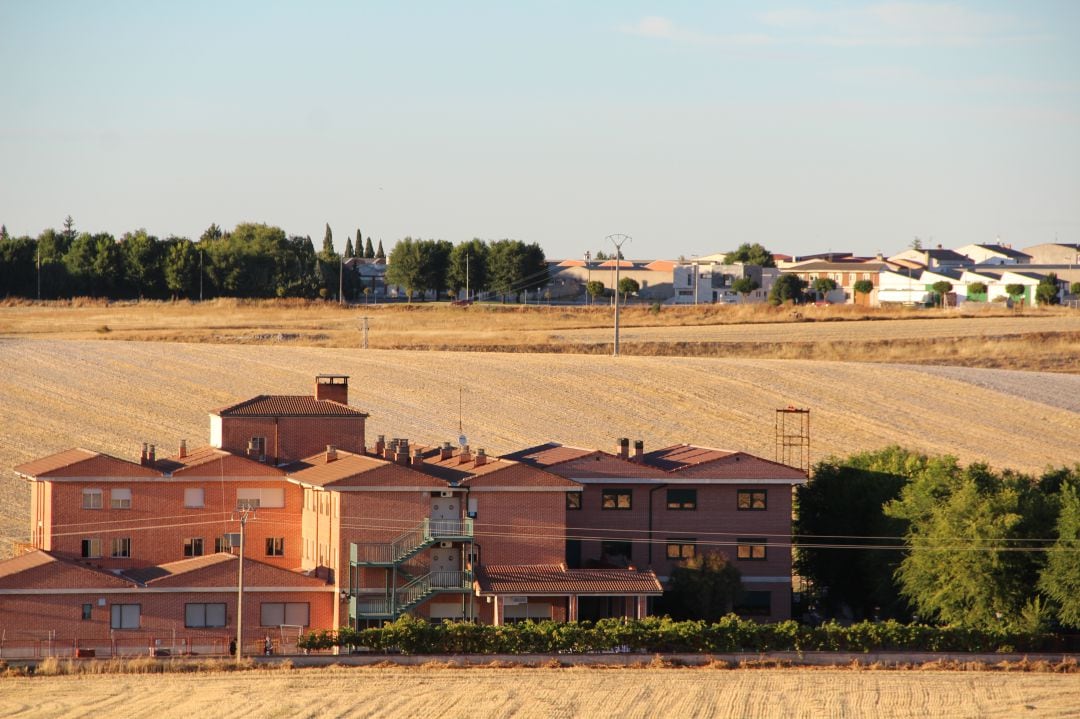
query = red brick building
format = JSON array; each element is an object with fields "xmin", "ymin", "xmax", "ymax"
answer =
[{"xmin": 3, "ymin": 375, "xmax": 806, "ymax": 655}]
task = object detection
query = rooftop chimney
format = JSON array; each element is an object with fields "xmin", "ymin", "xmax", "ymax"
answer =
[
  {"xmin": 458, "ymin": 445, "xmax": 472, "ymax": 464},
  {"xmin": 617, "ymin": 437, "xmax": 629, "ymax": 461},
  {"xmin": 178, "ymin": 439, "xmax": 188, "ymax": 459},
  {"xmin": 325, "ymin": 444, "xmax": 338, "ymax": 463},
  {"xmin": 147, "ymin": 444, "xmax": 156, "ymax": 465},
  {"xmin": 140, "ymin": 443, "xmax": 148, "ymax": 466},
  {"xmin": 395, "ymin": 439, "xmax": 410, "ymax": 466},
  {"xmin": 314, "ymin": 374, "xmax": 349, "ymax": 404},
  {"xmin": 412, "ymin": 447, "xmax": 424, "ymax": 467},
  {"xmin": 374, "ymin": 435, "xmax": 386, "ymax": 457},
  {"xmin": 474, "ymin": 448, "xmax": 487, "ymax": 467},
  {"xmin": 440, "ymin": 442, "xmax": 453, "ymax": 461},
  {"xmin": 633, "ymin": 439, "xmax": 644, "ymax": 463},
  {"xmin": 384, "ymin": 438, "xmax": 397, "ymax": 461}
]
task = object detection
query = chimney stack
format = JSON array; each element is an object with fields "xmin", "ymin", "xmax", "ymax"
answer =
[
  {"xmin": 178, "ymin": 439, "xmax": 188, "ymax": 459},
  {"xmin": 440, "ymin": 442, "xmax": 453, "ymax": 461},
  {"xmin": 617, "ymin": 437, "xmax": 629, "ymax": 461},
  {"xmin": 412, "ymin": 447, "xmax": 424, "ymax": 467},
  {"xmin": 384, "ymin": 438, "xmax": 397, "ymax": 461},
  {"xmin": 140, "ymin": 442, "xmax": 148, "ymax": 466},
  {"xmin": 147, "ymin": 444, "xmax": 156, "ymax": 465},
  {"xmin": 474, "ymin": 448, "xmax": 487, "ymax": 467},
  {"xmin": 374, "ymin": 435, "xmax": 386, "ymax": 457},
  {"xmin": 325, "ymin": 444, "xmax": 338, "ymax": 463},
  {"xmin": 314, "ymin": 374, "xmax": 349, "ymax": 404},
  {"xmin": 395, "ymin": 439, "xmax": 410, "ymax": 466},
  {"xmin": 633, "ymin": 439, "xmax": 644, "ymax": 462},
  {"xmin": 458, "ymin": 445, "xmax": 472, "ymax": 464}
]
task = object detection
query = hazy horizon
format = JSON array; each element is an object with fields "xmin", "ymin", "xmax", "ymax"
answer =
[{"xmin": 2, "ymin": 1, "xmax": 1077, "ymax": 259}]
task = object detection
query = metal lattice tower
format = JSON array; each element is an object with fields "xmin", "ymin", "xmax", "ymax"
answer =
[{"xmin": 775, "ymin": 407, "xmax": 811, "ymax": 476}]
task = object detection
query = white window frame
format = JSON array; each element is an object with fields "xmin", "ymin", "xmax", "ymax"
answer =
[
  {"xmin": 185, "ymin": 602, "xmax": 226, "ymax": 628},
  {"xmin": 81, "ymin": 537, "xmax": 102, "ymax": 558},
  {"xmin": 110, "ymin": 537, "xmax": 131, "ymax": 558},
  {"xmin": 237, "ymin": 487, "xmax": 284, "ymax": 509},
  {"xmin": 110, "ymin": 488, "xmax": 132, "ymax": 510},
  {"xmin": 82, "ymin": 488, "xmax": 103, "ymax": 510}
]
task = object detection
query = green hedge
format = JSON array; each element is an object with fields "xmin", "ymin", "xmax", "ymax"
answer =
[{"xmin": 298, "ymin": 615, "xmax": 1057, "ymax": 654}]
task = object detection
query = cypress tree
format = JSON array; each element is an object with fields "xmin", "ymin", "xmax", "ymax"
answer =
[
  {"xmin": 322, "ymin": 223, "xmax": 334, "ymax": 256},
  {"xmin": 375, "ymin": 239, "xmax": 385, "ymax": 260},
  {"xmin": 364, "ymin": 236, "xmax": 374, "ymax": 258},
  {"xmin": 344, "ymin": 237, "xmax": 354, "ymax": 258}
]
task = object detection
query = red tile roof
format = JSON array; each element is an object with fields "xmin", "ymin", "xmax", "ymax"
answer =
[
  {"xmin": 0, "ymin": 550, "xmax": 136, "ymax": 588},
  {"xmin": 501, "ymin": 443, "xmax": 597, "ymax": 468},
  {"xmin": 645, "ymin": 445, "xmax": 807, "ymax": 478},
  {"xmin": 287, "ymin": 450, "xmax": 401, "ymax": 487},
  {"xmin": 157, "ymin": 445, "xmax": 286, "ymax": 477},
  {"xmin": 475, "ymin": 564, "xmax": 662, "ymax": 596},
  {"xmin": 14, "ymin": 448, "xmax": 162, "ymax": 479},
  {"xmin": 643, "ymin": 444, "xmax": 734, "ymax": 471},
  {"xmin": 123, "ymin": 553, "xmax": 327, "ymax": 587},
  {"xmin": 214, "ymin": 395, "xmax": 368, "ymax": 417}
]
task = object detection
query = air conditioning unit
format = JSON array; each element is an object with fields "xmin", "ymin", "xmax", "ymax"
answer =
[
  {"xmin": 439, "ymin": 541, "xmax": 452, "ymax": 548},
  {"xmin": 439, "ymin": 490, "xmax": 453, "ymax": 498}
]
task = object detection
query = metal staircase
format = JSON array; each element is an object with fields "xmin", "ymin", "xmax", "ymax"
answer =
[{"xmin": 348, "ymin": 518, "xmax": 474, "ymax": 621}]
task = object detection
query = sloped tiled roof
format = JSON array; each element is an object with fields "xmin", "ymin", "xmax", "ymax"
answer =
[
  {"xmin": 15, "ymin": 448, "xmax": 162, "ymax": 479},
  {"xmin": 156, "ymin": 445, "xmax": 286, "ymax": 477},
  {"xmin": 501, "ymin": 443, "xmax": 597, "ymax": 468},
  {"xmin": 643, "ymin": 444, "xmax": 734, "ymax": 470},
  {"xmin": 214, "ymin": 395, "xmax": 368, "ymax": 417},
  {"xmin": 970, "ymin": 244, "xmax": 1031, "ymax": 260},
  {"xmin": 645, "ymin": 445, "xmax": 807, "ymax": 479},
  {"xmin": 123, "ymin": 553, "xmax": 327, "ymax": 588},
  {"xmin": 475, "ymin": 564, "xmax": 662, "ymax": 596},
  {"xmin": 124, "ymin": 553, "xmax": 235, "ymax": 585},
  {"xmin": 0, "ymin": 550, "xmax": 136, "ymax": 588},
  {"xmin": 287, "ymin": 450, "xmax": 398, "ymax": 487}
]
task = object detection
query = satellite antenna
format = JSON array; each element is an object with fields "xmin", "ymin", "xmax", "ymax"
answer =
[{"xmin": 457, "ymin": 386, "xmax": 467, "ymax": 448}]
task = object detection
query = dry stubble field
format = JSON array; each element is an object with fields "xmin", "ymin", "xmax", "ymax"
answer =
[{"xmin": 2, "ymin": 667, "xmax": 1080, "ymax": 719}]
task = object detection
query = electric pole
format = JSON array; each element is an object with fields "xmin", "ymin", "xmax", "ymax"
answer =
[
  {"xmin": 606, "ymin": 234, "xmax": 630, "ymax": 356},
  {"xmin": 235, "ymin": 507, "xmax": 251, "ymax": 660}
]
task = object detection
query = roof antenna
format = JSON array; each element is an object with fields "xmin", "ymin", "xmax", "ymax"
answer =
[{"xmin": 457, "ymin": 386, "xmax": 467, "ymax": 449}]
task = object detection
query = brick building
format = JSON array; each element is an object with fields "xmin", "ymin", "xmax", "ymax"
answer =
[{"xmin": 2, "ymin": 375, "xmax": 806, "ymax": 655}]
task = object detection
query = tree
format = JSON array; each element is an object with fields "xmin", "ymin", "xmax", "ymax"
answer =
[
  {"xmin": 853, "ymin": 279, "xmax": 874, "ymax": 296},
  {"xmin": 931, "ymin": 280, "xmax": 953, "ymax": 308},
  {"xmin": 795, "ymin": 447, "xmax": 930, "ymax": 621},
  {"xmin": 663, "ymin": 551, "xmax": 742, "ymax": 621},
  {"xmin": 586, "ymin": 280, "xmax": 605, "ymax": 301},
  {"xmin": 163, "ymin": 239, "xmax": 199, "ymax": 299},
  {"xmin": 364, "ymin": 236, "xmax": 375, "ymax": 259},
  {"xmin": 386, "ymin": 237, "xmax": 426, "ymax": 301},
  {"xmin": 120, "ymin": 229, "xmax": 163, "ymax": 299},
  {"xmin": 200, "ymin": 223, "xmax": 223, "ymax": 243},
  {"xmin": 0, "ymin": 225, "xmax": 8, "ymax": 242},
  {"xmin": 487, "ymin": 239, "xmax": 548, "ymax": 301},
  {"xmin": 1005, "ymin": 283, "xmax": 1026, "ymax": 304},
  {"xmin": 910, "ymin": 237, "xmax": 923, "ymax": 250},
  {"xmin": 885, "ymin": 461, "xmax": 1056, "ymax": 627},
  {"xmin": 768, "ymin": 274, "xmax": 806, "ymax": 305},
  {"xmin": 375, "ymin": 240, "xmax": 385, "ymax": 261},
  {"xmin": 1040, "ymin": 481, "xmax": 1080, "ymax": 628},
  {"xmin": 618, "ymin": 276, "xmax": 639, "ymax": 302},
  {"xmin": 354, "ymin": 229, "xmax": 362, "ymax": 257},
  {"xmin": 730, "ymin": 277, "xmax": 759, "ymax": 301},
  {"xmin": 344, "ymin": 237, "xmax": 354, "ymax": 259},
  {"xmin": 723, "ymin": 243, "xmax": 776, "ymax": 267},
  {"xmin": 1035, "ymin": 273, "xmax": 1060, "ymax": 306},
  {"xmin": 447, "ymin": 239, "xmax": 488, "ymax": 298},
  {"xmin": 1071, "ymin": 282, "xmax": 1080, "ymax": 297},
  {"xmin": 62, "ymin": 215, "xmax": 76, "ymax": 244},
  {"xmin": 594, "ymin": 250, "xmax": 609, "ymax": 261},
  {"xmin": 0, "ymin": 234, "xmax": 37, "ymax": 297},
  {"xmin": 322, "ymin": 224, "xmax": 334, "ymax": 256},
  {"xmin": 966, "ymin": 281, "xmax": 988, "ymax": 299},
  {"xmin": 811, "ymin": 277, "xmax": 838, "ymax": 299}
]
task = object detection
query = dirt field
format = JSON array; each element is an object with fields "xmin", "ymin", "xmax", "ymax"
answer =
[
  {"xmin": 2, "ymin": 338, "xmax": 1078, "ymax": 553},
  {"xmin": 2, "ymin": 667, "xmax": 1079, "ymax": 718}
]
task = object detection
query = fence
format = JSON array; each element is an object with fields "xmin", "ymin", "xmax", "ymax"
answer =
[{"xmin": 0, "ymin": 635, "xmax": 289, "ymax": 660}]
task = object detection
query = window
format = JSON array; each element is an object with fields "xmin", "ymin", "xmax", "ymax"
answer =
[
  {"xmin": 666, "ymin": 540, "xmax": 696, "ymax": 560},
  {"xmin": 566, "ymin": 492, "xmax": 582, "ymax": 510},
  {"xmin": 260, "ymin": 602, "xmax": 309, "ymax": 627},
  {"xmin": 600, "ymin": 540, "xmax": 633, "ymax": 563},
  {"xmin": 737, "ymin": 538, "xmax": 767, "ymax": 561},
  {"xmin": 601, "ymin": 489, "xmax": 632, "ymax": 510},
  {"xmin": 110, "ymin": 488, "xmax": 132, "ymax": 509},
  {"xmin": 183, "ymin": 537, "xmax": 204, "ymax": 557},
  {"xmin": 666, "ymin": 489, "xmax": 697, "ymax": 510},
  {"xmin": 237, "ymin": 487, "xmax": 284, "ymax": 510},
  {"xmin": 81, "ymin": 538, "xmax": 101, "ymax": 558},
  {"xmin": 737, "ymin": 490, "xmax": 767, "ymax": 511},
  {"xmin": 110, "ymin": 604, "xmax": 141, "ymax": 629},
  {"xmin": 82, "ymin": 489, "xmax": 103, "ymax": 510},
  {"xmin": 185, "ymin": 603, "xmax": 227, "ymax": 628},
  {"xmin": 82, "ymin": 603, "xmax": 93, "ymax": 620},
  {"xmin": 111, "ymin": 537, "xmax": 131, "ymax": 558},
  {"xmin": 249, "ymin": 436, "xmax": 266, "ymax": 456},
  {"xmin": 215, "ymin": 535, "xmax": 232, "ymax": 553},
  {"xmin": 735, "ymin": 590, "xmax": 772, "ymax": 616},
  {"xmin": 184, "ymin": 488, "xmax": 205, "ymax": 508},
  {"xmin": 266, "ymin": 537, "xmax": 285, "ymax": 556}
]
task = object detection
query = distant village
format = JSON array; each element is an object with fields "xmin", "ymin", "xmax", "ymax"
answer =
[{"xmin": 353, "ymin": 241, "xmax": 1080, "ymax": 307}]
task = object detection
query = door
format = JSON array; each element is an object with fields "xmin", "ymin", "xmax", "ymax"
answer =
[
  {"xmin": 430, "ymin": 495, "xmax": 460, "ymax": 536},
  {"xmin": 430, "ymin": 547, "xmax": 460, "ymax": 587}
]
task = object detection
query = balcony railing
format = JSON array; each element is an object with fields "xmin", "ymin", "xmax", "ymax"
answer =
[{"xmin": 350, "ymin": 518, "xmax": 473, "ymax": 566}]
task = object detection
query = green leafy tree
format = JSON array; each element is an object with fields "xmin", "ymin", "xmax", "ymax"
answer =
[
  {"xmin": 811, "ymin": 277, "xmax": 838, "ymax": 299},
  {"xmin": 163, "ymin": 239, "xmax": 199, "ymax": 299},
  {"xmin": 1071, "ymin": 282, "xmax": 1080, "ymax": 296},
  {"xmin": 618, "ymin": 276, "xmax": 639, "ymax": 302},
  {"xmin": 200, "ymin": 223, "xmax": 223, "ymax": 243},
  {"xmin": 731, "ymin": 277, "xmax": 760, "ymax": 301},
  {"xmin": 364, "ymin": 236, "xmax": 375, "ymax": 259},
  {"xmin": 723, "ymin": 242, "xmax": 776, "ymax": 267},
  {"xmin": 386, "ymin": 237, "xmax": 426, "ymax": 301},
  {"xmin": 62, "ymin": 215, "xmax": 76, "ymax": 244},
  {"xmin": 487, "ymin": 239, "xmax": 548, "ymax": 301},
  {"xmin": 120, "ymin": 229, "xmax": 163, "ymax": 298},
  {"xmin": 768, "ymin": 274, "xmax": 806, "ymax": 305},
  {"xmin": 1039, "ymin": 480, "xmax": 1080, "ymax": 627},
  {"xmin": 1005, "ymin": 283, "xmax": 1026, "ymax": 303},
  {"xmin": 375, "ymin": 239, "xmax": 385, "ymax": 261},
  {"xmin": 0, "ymin": 225, "xmax": 8, "ymax": 242},
  {"xmin": 586, "ymin": 280, "xmax": 605, "ymax": 300},
  {"xmin": 0, "ymin": 234, "xmax": 37, "ymax": 297},
  {"xmin": 1035, "ymin": 273, "xmax": 1060, "ymax": 305},
  {"xmin": 966, "ymin": 281, "xmax": 988, "ymax": 299},
  {"xmin": 853, "ymin": 279, "xmax": 874, "ymax": 296},
  {"xmin": 594, "ymin": 250, "xmax": 609, "ymax": 261},
  {"xmin": 663, "ymin": 550, "xmax": 742, "ymax": 621},
  {"xmin": 931, "ymin": 280, "xmax": 953, "ymax": 308},
  {"xmin": 447, "ymin": 239, "xmax": 488, "ymax": 297},
  {"xmin": 322, "ymin": 223, "xmax": 334, "ymax": 256}
]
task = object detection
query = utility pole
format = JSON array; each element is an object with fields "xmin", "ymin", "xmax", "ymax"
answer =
[
  {"xmin": 360, "ymin": 316, "xmax": 369, "ymax": 349},
  {"xmin": 584, "ymin": 251, "xmax": 591, "ymax": 306},
  {"xmin": 198, "ymin": 249, "xmax": 204, "ymax": 302},
  {"xmin": 235, "ymin": 507, "xmax": 251, "ymax": 660},
  {"xmin": 339, "ymin": 255, "xmax": 344, "ymax": 305},
  {"xmin": 606, "ymin": 234, "xmax": 630, "ymax": 356},
  {"xmin": 36, "ymin": 244, "xmax": 41, "ymax": 300},
  {"xmin": 465, "ymin": 253, "xmax": 469, "ymax": 302}
]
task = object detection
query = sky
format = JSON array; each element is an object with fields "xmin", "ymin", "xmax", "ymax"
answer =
[{"xmin": 1, "ymin": 1, "xmax": 1078, "ymax": 259}]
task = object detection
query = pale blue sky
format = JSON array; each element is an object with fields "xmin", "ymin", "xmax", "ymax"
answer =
[{"xmin": 2, "ymin": 1, "xmax": 1077, "ymax": 258}]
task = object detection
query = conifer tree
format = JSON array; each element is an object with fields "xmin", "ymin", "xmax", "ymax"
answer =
[
  {"xmin": 322, "ymin": 224, "xmax": 334, "ymax": 256},
  {"xmin": 375, "ymin": 239, "xmax": 385, "ymax": 260},
  {"xmin": 364, "ymin": 236, "xmax": 374, "ymax": 258}
]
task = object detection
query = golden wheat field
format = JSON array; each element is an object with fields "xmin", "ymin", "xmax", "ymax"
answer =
[
  {"xmin": 1, "ymin": 338, "xmax": 1079, "ymax": 553},
  {"xmin": 2, "ymin": 666, "xmax": 1080, "ymax": 719}
]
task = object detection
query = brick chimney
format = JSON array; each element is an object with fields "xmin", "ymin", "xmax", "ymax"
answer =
[
  {"xmin": 475, "ymin": 448, "xmax": 487, "ymax": 467},
  {"xmin": 411, "ymin": 447, "xmax": 424, "ymax": 467},
  {"xmin": 178, "ymin": 439, "xmax": 188, "ymax": 459},
  {"xmin": 314, "ymin": 374, "xmax": 349, "ymax": 404},
  {"xmin": 147, "ymin": 444, "xmax": 156, "ymax": 464},
  {"xmin": 458, "ymin": 445, "xmax": 472, "ymax": 464},
  {"xmin": 374, "ymin": 435, "xmax": 386, "ymax": 457},
  {"xmin": 140, "ymin": 443, "xmax": 148, "ymax": 466},
  {"xmin": 384, "ymin": 439, "xmax": 397, "ymax": 461},
  {"xmin": 325, "ymin": 444, "xmax": 338, "ymax": 463},
  {"xmin": 616, "ymin": 437, "xmax": 629, "ymax": 461},
  {"xmin": 633, "ymin": 439, "xmax": 644, "ymax": 463},
  {"xmin": 440, "ymin": 442, "xmax": 453, "ymax": 461},
  {"xmin": 395, "ymin": 439, "xmax": 410, "ymax": 466}
]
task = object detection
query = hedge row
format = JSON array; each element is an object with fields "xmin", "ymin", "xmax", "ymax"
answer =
[{"xmin": 298, "ymin": 615, "xmax": 1057, "ymax": 655}]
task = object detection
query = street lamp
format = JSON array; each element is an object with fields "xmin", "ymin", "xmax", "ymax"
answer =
[{"xmin": 606, "ymin": 234, "xmax": 631, "ymax": 356}]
